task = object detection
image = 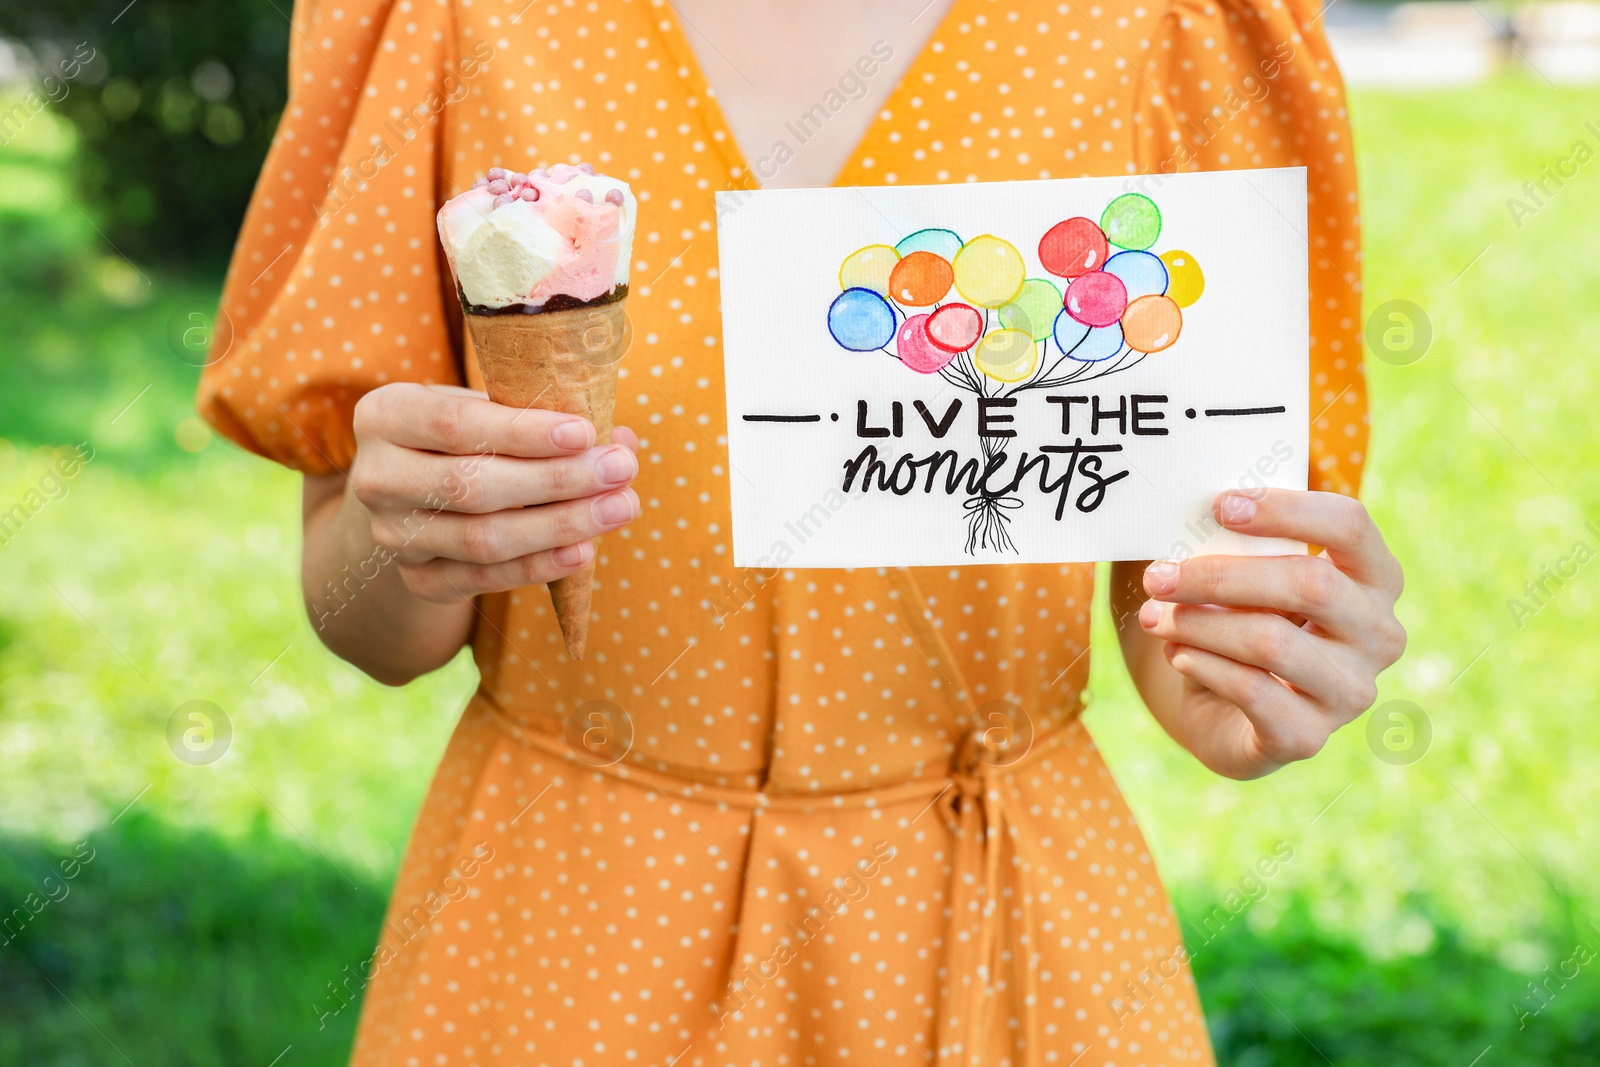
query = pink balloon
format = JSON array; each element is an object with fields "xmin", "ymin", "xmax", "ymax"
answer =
[
  {"xmin": 926, "ymin": 302, "xmax": 984, "ymax": 353},
  {"xmin": 897, "ymin": 314, "xmax": 955, "ymax": 374},
  {"xmin": 1064, "ymin": 271, "xmax": 1128, "ymax": 328}
]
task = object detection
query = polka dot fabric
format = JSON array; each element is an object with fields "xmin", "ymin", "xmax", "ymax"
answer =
[
  {"xmin": 199, "ymin": 0, "xmax": 1368, "ymax": 1064},
  {"xmin": 1132, "ymin": 0, "xmax": 1369, "ymax": 495}
]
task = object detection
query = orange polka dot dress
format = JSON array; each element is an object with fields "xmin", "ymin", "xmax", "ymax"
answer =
[{"xmin": 199, "ymin": 0, "xmax": 1367, "ymax": 1063}]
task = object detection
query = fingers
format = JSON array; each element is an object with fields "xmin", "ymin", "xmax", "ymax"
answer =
[
  {"xmin": 1162, "ymin": 643, "xmax": 1331, "ymax": 769},
  {"xmin": 376, "ymin": 487, "xmax": 640, "ymax": 566},
  {"xmin": 399, "ymin": 541, "xmax": 596, "ymax": 603},
  {"xmin": 357, "ymin": 443, "xmax": 638, "ymax": 513},
  {"xmin": 1139, "ymin": 600, "xmax": 1375, "ymax": 717},
  {"xmin": 355, "ymin": 382, "xmax": 598, "ymax": 459},
  {"xmin": 1143, "ymin": 553, "xmax": 1374, "ymax": 636},
  {"xmin": 611, "ymin": 425, "xmax": 639, "ymax": 452},
  {"xmin": 1213, "ymin": 488, "xmax": 1402, "ymax": 598}
]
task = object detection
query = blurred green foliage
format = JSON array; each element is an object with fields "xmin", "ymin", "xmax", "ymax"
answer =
[
  {"xmin": 0, "ymin": 0, "xmax": 288, "ymax": 268},
  {"xmin": 0, "ymin": 814, "xmax": 389, "ymax": 1065},
  {"xmin": 1192, "ymin": 894, "xmax": 1600, "ymax": 1065}
]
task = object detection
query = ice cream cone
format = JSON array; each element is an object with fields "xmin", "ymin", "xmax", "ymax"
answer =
[{"xmin": 465, "ymin": 298, "xmax": 631, "ymax": 660}]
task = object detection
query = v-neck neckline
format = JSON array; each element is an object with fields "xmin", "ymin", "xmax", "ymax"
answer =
[
  {"xmin": 647, "ymin": 1, "xmax": 985, "ymax": 722},
  {"xmin": 649, "ymin": 0, "xmax": 970, "ymax": 192}
]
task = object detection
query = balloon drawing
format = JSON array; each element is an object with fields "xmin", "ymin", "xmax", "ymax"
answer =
[{"xmin": 825, "ymin": 196, "xmax": 1205, "ymax": 554}]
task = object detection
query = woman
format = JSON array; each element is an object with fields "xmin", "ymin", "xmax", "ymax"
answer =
[{"xmin": 200, "ymin": 0, "xmax": 1404, "ymax": 1062}]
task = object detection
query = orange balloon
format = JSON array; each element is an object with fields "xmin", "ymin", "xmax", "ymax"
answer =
[
  {"xmin": 887, "ymin": 251, "xmax": 953, "ymax": 307},
  {"xmin": 1121, "ymin": 294, "xmax": 1183, "ymax": 353}
]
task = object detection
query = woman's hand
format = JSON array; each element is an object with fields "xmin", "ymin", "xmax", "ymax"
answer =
[
  {"xmin": 1113, "ymin": 488, "xmax": 1406, "ymax": 780},
  {"xmin": 301, "ymin": 383, "xmax": 639, "ymax": 684},
  {"xmin": 347, "ymin": 383, "xmax": 640, "ymax": 601}
]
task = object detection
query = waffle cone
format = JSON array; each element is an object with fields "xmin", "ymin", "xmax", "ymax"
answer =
[{"xmin": 465, "ymin": 299, "xmax": 630, "ymax": 660}]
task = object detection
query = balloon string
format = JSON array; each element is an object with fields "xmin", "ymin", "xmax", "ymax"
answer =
[
  {"xmin": 939, "ymin": 342, "xmax": 981, "ymax": 394},
  {"xmin": 960, "ymin": 342, "xmax": 985, "ymax": 399},
  {"xmin": 1012, "ymin": 336, "xmax": 1163, "ymax": 395},
  {"xmin": 961, "ymin": 494, "xmax": 1024, "ymax": 512},
  {"xmin": 1010, "ymin": 341, "xmax": 1084, "ymax": 396},
  {"xmin": 962, "ymin": 341, "xmax": 985, "ymax": 393},
  {"xmin": 939, "ymin": 366, "xmax": 973, "ymax": 394},
  {"xmin": 1007, "ymin": 315, "xmax": 1099, "ymax": 397},
  {"xmin": 962, "ymin": 491, "xmax": 1021, "ymax": 554}
]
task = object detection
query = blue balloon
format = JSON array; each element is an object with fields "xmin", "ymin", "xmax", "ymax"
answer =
[
  {"xmin": 895, "ymin": 228, "xmax": 964, "ymax": 261},
  {"xmin": 828, "ymin": 288, "xmax": 897, "ymax": 351},
  {"xmin": 1052, "ymin": 310, "xmax": 1087, "ymax": 357},
  {"xmin": 1055, "ymin": 310, "xmax": 1123, "ymax": 362},
  {"xmin": 1103, "ymin": 250, "xmax": 1168, "ymax": 300}
]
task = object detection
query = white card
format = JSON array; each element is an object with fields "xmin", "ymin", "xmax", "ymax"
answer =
[{"xmin": 715, "ymin": 167, "xmax": 1309, "ymax": 569}]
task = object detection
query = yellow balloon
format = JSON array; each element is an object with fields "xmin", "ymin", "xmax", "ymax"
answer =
[
  {"xmin": 1159, "ymin": 250, "xmax": 1205, "ymax": 308},
  {"xmin": 974, "ymin": 328, "xmax": 1039, "ymax": 383},
  {"xmin": 952, "ymin": 235, "xmax": 1026, "ymax": 309},
  {"xmin": 839, "ymin": 244, "xmax": 901, "ymax": 295}
]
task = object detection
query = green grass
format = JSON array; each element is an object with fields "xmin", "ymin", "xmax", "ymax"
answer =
[
  {"xmin": 2, "ymin": 75, "xmax": 1599, "ymax": 1064},
  {"xmin": 0, "ymin": 814, "xmax": 391, "ymax": 1066},
  {"xmin": 1087, "ymin": 73, "xmax": 1600, "ymax": 933}
]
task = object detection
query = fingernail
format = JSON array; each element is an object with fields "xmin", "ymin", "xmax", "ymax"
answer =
[
  {"xmin": 551, "ymin": 419, "xmax": 593, "ymax": 451},
  {"xmin": 1219, "ymin": 492, "xmax": 1257, "ymax": 525},
  {"xmin": 552, "ymin": 542, "xmax": 591, "ymax": 568},
  {"xmin": 1144, "ymin": 560, "xmax": 1180, "ymax": 595},
  {"xmin": 1138, "ymin": 598, "xmax": 1162, "ymax": 629},
  {"xmin": 594, "ymin": 446, "xmax": 637, "ymax": 485},
  {"xmin": 592, "ymin": 488, "xmax": 638, "ymax": 526}
]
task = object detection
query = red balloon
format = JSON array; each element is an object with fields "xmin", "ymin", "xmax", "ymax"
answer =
[
  {"xmin": 897, "ymin": 314, "xmax": 955, "ymax": 374},
  {"xmin": 925, "ymin": 303, "xmax": 984, "ymax": 352},
  {"xmin": 1039, "ymin": 217, "xmax": 1110, "ymax": 279},
  {"xmin": 1064, "ymin": 271, "xmax": 1127, "ymax": 327}
]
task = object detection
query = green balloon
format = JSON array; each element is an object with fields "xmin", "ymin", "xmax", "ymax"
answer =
[
  {"xmin": 997, "ymin": 278, "xmax": 1064, "ymax": 341},
  {"xmin": 1100, "ymin": 193, "xmax": 1162, "ymax": 251}
]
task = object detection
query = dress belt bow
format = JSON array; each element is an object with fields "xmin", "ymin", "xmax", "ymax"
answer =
[{"xmin": 933, "ymin": 725, "xmax": 1054, "ymax": 1066}]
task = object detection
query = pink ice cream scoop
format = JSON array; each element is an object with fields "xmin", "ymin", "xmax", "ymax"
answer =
[{"xmin": 437, "ymin": 162, "xmax": 636, "ymax": 310}]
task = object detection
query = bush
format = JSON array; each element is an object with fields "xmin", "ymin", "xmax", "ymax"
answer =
[
  {"xmin": 0, "ymin": 814, "xmax": 388, "ymax": 1066},
  {"xmin": 1188, "ymin": 894, "xmax": 1600, "ymax": 1066},
  {"xmin": 0, "ymin": 2, "xmax": 289, "ymax": 268}
]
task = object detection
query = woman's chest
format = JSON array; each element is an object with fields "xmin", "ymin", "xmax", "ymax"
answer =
[
  {"xmin": 444, "ymin": 0, "xmax": 1160, "ymax": 197},
  {"xmin": 665, "ymin": 0, "xmax": 957, "ymax": 188}
]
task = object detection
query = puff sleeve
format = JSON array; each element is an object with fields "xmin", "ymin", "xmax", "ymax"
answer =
[
  {"xmin": 1136, "ymin": 0, "xmax": 1369, "ymax": 496},
  {"xmin": 198, "ymin": 0, "xmax": 462, "ymax": 474}
]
